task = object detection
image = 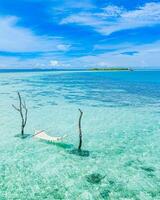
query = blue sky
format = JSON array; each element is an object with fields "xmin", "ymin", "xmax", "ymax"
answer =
[{"xmin": 0, "ymin": 0, "xmax": 160, "ymax": 69}]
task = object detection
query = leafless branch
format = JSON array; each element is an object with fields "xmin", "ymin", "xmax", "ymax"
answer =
[
  {"xmin": 12, "ymin": 104, "xmax": 20, "ymax": 112},
  {"xmin": 12, "ymin": 92, "xmax": 28, "ymax": 136}
]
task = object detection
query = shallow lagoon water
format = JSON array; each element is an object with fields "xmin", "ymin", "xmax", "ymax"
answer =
[{"xmin": 0, "ymin": 70, "xmax": 160, "ymax": 200}]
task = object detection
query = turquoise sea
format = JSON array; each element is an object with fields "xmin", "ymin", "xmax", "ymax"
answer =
[{"xmin": 0, "ymin": 70, "xmax": 160, "ymax": 200}]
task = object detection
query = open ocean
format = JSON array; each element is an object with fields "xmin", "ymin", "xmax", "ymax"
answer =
[{"xmin": 0, "ymin": 70, "xmax": 160, "ymax": 200}]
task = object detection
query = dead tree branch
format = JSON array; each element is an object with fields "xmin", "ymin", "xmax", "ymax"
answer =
[
  {"xmin": 78, "ymin": 109, "xmax": 83, "ymax": 150},
  {"xmin": 12, "ymin": 92, "xmax": 28, "ymax": 136}
]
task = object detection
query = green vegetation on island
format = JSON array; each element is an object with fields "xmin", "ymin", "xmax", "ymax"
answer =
[{"xmin": 89, "ymin": 67, "xmax": 133, "ymax": 71}]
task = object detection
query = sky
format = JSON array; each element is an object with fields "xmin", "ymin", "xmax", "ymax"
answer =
[{"xmin": 0, "ymin": 0, "xmax": 160, "ymax": 69}]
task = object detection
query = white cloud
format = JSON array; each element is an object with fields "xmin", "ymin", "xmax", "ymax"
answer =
[
  {"xmin": 61, "ymin": 13, "xmax": 101, "ymax": 26},
  {"xmin": 0, "ymin": 55, "xmax": 38, "ymax": 68},
  {"xmin": 1, "ymin": 9, "xmax": 160, "ymax": 69},
  {"xmin": 49, "ymin": 59, "xmax": 71, "ymax": 68},
  {"xmin": 0, "ymin": 16, "xmax": 70, "ymax": 52},
  {"xmin": 49, "ymin": 60, "xmax": 60, "ymax": 67},
  {"xmin": 100, "ymin": 5, "xmax": 124, "ymax": 17},
  {"xmin": 53, "ymin": 0, "xmax": 95, "ymax": 12},
  {"xmin": 57, "ymin": 44, "xmax": 71, "ymax": 51},
  {"xmin": 1, "ymin": 40, "xmax": 160, "ymax": 69},
  {"xmin": 69, "ymin": 40, "xmax": 160, "ymax": 68},
  {"xmin": 60, "ymin": 2, "xmax": 160, "ymax": 35}
]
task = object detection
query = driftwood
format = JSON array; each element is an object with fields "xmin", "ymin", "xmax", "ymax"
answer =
[
  {"xmin": 78, "ymin": 109, "xmax": 83, "ymax": 150},
  {"xmin": 12, "ymin": 92, "xmax": 28, "ymax": 136}
]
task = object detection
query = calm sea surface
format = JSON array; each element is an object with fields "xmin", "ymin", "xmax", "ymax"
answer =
[{"xmin": 0, "ymin": 70, "xmax": 160, "ymax": 200}]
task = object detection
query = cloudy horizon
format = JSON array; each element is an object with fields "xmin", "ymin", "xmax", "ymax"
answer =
[{"xmin": 0, "ymin": 0, "xmax": 160, "ymax": 69}]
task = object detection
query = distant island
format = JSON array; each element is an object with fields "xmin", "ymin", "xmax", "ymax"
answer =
[{"xmin": 89, "ymin": 67, "xmax": 133, "ymax": 71}]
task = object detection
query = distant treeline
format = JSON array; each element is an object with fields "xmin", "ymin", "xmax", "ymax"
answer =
[{"xmin": 90, "ymin": 67, "xmax": 133, "ymax": 71}]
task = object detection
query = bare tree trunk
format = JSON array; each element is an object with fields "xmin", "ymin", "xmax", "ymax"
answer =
[
  {"xmin": 78, "ymin": 109, "xmax": 83, "ymax": 150},
  {"xmin": 12, "ymin": 92, "xmax": 28, "ymax": 136}
]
